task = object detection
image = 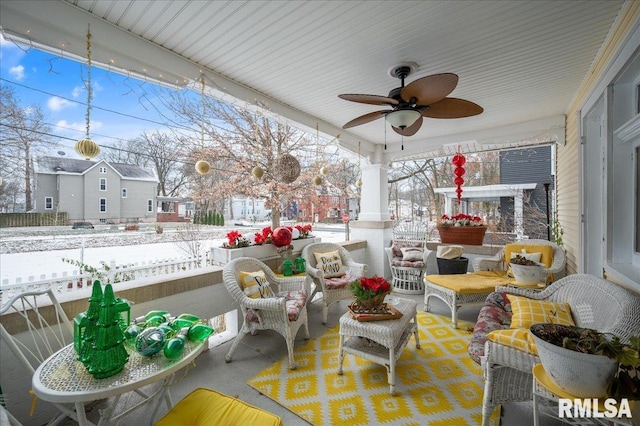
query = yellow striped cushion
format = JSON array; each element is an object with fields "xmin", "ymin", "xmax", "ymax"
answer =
[
  {"xmin": 487, "ymin": 328, "xmax": 538, "ymax": 355},
  {"xmin": 507, "ymin": 294, "xmax": 574, "ymax": 329}
]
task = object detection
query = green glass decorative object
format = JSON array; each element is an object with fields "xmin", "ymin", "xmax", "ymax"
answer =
[
  {"xmin": 169, "ymin": 318, "xmax": 194, "ymax": 330},
  {"xmin": 163, "ymin": 327, "xmax": 188, "ymax": 359},
  {"xmin": 177, "ymin": 313, "xmax": 200, "ymax": 322},
  {"xmin": 74, "ymin": 281, "xmax": 103, "ymax": 364},
  {"xmin": 85, "ymin": 284, "xmax": 129, "ymax": 379},
  {"xmin": 295, "ymin": 257, "xmax": 306, "ymax": 273},
  {"xmin": 283, "ymin": 259, "xmax": 293, "ymax": 276},
  {"xmin": 123, "ymin": 322, "xmax": 142, "ymax": 342},
  {"xmin": 135, "ymin": 327, "xmax": 166, "ymax": 357},
  {"xmin": 187, "ymin": 323, "xmax": 214, "ymax": 342}
]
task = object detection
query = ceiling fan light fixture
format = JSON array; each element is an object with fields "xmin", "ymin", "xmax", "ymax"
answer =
[{"xmin": 385, "ymin": 109, "xmax": 421, "ymax": 129}]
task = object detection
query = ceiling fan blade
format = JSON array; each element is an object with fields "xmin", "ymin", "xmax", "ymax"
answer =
[
  {"xmin": 342, "ymin": 110, "xmax": 388, "ymax": 129},
  {"xmin": 392, "ymin": 116, "xmax": 423, "ymax": 136},
  {"xmin": 338, "ymin": 94, "xmax": 399, "ymax": 106},
  {"xmin": 401, "ymin": 73, "xmax": 458, "ymax": 105},
  {"xmin": 420, "ymin": 97, "xmax": 484, "ymax": 119}
]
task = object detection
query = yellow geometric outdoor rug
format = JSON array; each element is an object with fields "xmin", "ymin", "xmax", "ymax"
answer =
[{"xmin": 248, "ymin": 311, "xmax": 495, "ymax": 426}]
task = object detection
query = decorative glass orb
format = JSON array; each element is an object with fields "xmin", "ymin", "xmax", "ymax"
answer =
[
  {"xmin": 134, "ymin": 327, "xmax": 166, "ymax": 356},
  {"xmin": 75, "ymin": 138, "xmax": 100, "ymax": 160},
  {"xmin": 355, "ymin": 178, "xmax": 362, "ymax": 187},
  {"xmin": 313, "ymin": 176, "xmax": 322, "ymax": 185},
  {"xmin": 319, "ymin": 166, "xmax": 328, "ymax": 175},
  {"xmin": 252, "ymin": 166, "xmax": 264, "ymax": 178},
  {"xmin": 276, "ymin": 154, "xmax": 300, "ymax": 184},
  {"xmin": 195, "ymin": 160, "xmax": 211, "ymax": 175}
]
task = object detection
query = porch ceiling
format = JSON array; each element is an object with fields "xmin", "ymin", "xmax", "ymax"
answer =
[{"xmin": 0, "ymin": 0, "xmax": 625, "ymax": 162}]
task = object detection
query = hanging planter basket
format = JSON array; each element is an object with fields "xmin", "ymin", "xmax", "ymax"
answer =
[{"xmin": 437, "ymin": 226, "xmax": 487, "ymax": 245}]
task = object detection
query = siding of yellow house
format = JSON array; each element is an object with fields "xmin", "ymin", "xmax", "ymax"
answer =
[{"xmin": 558, "ymin": 1, "xmax": 640, "ymax": 275}]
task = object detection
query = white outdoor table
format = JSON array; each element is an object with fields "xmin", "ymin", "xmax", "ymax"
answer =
[
  {"xmin": 337, "ymin": 297, "xmax": 420, "ymax": 395},
  {"xmin": 32, "ymin": 339, "xmax": 205, "ymax": 426}
]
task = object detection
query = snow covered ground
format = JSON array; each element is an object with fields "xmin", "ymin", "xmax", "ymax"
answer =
[{"xmin": 0, "ymin": 224, "xmax": 345, "ymax": 285}]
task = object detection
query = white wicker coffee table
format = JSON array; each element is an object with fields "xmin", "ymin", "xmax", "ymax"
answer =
[{"xmin": 337, "ymin": 297, "xmax": 420, "ymax": 395}]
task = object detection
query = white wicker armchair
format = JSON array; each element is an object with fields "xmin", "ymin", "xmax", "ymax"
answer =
[
  {"xmin": 384, "ymin": 221, "xmax": 429, "ymax": 294},
  {"xmin": 223, "ymin": 257, "xmax": 310, "ymax": 369},
  {"xmin": 474, "ymin": 274, "xmax": 640, "ymax": 425},
  {"xmin": 301, "ymin": 242, "xmax": 368, "ymax": 324},
  {"xmin": 472, "ymin": 239, "xmax": 566, "ymax": 282}
]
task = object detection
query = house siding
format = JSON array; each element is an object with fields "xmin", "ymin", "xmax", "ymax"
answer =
[
  {"xmin": 33, "ymin": 174, "xmax": 57, "ymax": 213},
  {"xmin": 559, "ymin": 1, "xmax": 640, "ymax": 275},
  {"xmin": 121, "ymin": 179, "xmax": 157, "ymax": 220},
  {"xmin": 59, "ymin": 175, "xmax": 84, "ymax": 220}
]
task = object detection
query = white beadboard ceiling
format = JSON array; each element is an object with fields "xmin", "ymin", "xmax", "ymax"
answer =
[{"xmin": 0, "ymin": 0, "xmax": 627, "ymax": 162}]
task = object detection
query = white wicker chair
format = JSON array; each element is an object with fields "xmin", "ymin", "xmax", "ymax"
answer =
[
  {"xmin": 223, "ymin": 257, "xmax": 310, "ymax": 369},
  {"xmin": 472, "ymin": 239, "xmax": 566, "ymax": 282},
  {"xmin": 384, "ymin": 221, "xmax": 428, "ymax": 294},
  {"xmin": 0, "ymin": 289, "xmax": 77, "ymax": 425},
  {"xmin": 301, "ymin": 242, "xmax": 368, "ymax": 324},
  {"xmin": 476, "ymin": 274, "xmax": 640, "ymax": 425}
]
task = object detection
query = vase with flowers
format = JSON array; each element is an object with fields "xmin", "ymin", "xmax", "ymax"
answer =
[
  {"xmin": 348, "ymin": 276, "xmax": 392, "ymax": 313},
  {"xmin": 437, "ymin": 214, "xmax": 487, "ymax": 245}
]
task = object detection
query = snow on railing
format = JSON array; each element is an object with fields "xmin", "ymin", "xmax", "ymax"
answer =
[{"xmin": 0, "ymin": 254, "xmax": 210, "ymax": 304}]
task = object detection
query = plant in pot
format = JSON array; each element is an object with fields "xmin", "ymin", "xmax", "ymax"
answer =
[
  {"xmin": 509, "ymin": 254, "xmax": 545, "ymax": 285},
  {"xmin": 530, "ymin": 323, "xmax": 640, "ymax": 399}
]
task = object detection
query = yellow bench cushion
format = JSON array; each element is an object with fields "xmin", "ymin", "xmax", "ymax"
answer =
[
  {"xmin": 154, "ymin": 388, "xmax": 284, "ymax": 426},
  {"xmin": 425, "ymin": 273, "xmax": 512, "ymax": 294}
]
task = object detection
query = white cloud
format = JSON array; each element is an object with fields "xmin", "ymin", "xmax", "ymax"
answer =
[
  {"xmin": 72, "ymin": 86, "xmax": 84, "ymax": 99},
  {"xmin": 9, "ymin": 65, "xmax": 25, "ymax": 81},
  {"xmin": 56, "ymin": 119, "xmax": 102, "ymax": 134},
  {"xmin": 47, "ymin": 97, "xmax": 75, "ymax": 112}
]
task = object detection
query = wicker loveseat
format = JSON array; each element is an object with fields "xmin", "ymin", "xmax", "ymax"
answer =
[{"xmin": 468, "ymin": 274, "xmax": 640, "ymax": 426}]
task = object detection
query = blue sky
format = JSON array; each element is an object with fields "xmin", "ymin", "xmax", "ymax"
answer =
[{"xmin": 1, "ymin": 35, "xmax": 185, "ymax": 159}]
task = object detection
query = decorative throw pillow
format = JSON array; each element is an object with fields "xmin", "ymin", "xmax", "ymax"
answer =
[
  {"xmin": 506, "ymin": 249, "xmax": 543, "ymax": 277},
  {"xmin": 487, "ymin": 328, "xmax": 538, "ymax": 355},
  {"xmin": 313, "ymin": 250, "xmax": 346, "ymax": 278},
  {"xmin": 507, "ymin": 294, "xmax": 574, "ymax": 329},
  {"xmin": 400, "ymin": 247, "xmax": 424, "ymax": 261},
  {"xmin": 239, "ymin": 270, "xmax": 275, "ymax": 299}
]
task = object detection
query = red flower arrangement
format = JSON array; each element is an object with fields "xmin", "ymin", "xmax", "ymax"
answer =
[
  {"xmin": 439, "ymin": 213, "xmax": 484, "ymax": 227},
  {"xmin": 223, "ymin": 230, "xmax": 250, "ymax": 248},
  {"xmin": 348, "ymin": 276, "xmax": 391, "ymax": 301},
  {"xmin": 222, "ymin": 224, "xmax": 314, "ymax": 248},
  {"xmin": 253, "ymin": 227, "xmax": 273, "ymax": 245},
  {"xmin": 295, "ymin": 224, "xmax": 313, "ymax": 238}
]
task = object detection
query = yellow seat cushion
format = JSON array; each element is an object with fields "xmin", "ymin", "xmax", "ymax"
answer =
[
  {"xmin": 504, "ymin": 244, "xmax": 554, "ymax": 268},
  {"xmin": 425, "ymin": 273, "xmax": 511, "ymax": 294},
  {"xmin": 154, "ymin": 387, "xmax": 283, "ymax": 426},
  {"xmin": 506, "ymin": 294, "xmax": 575, "ymax": 329},
  {"xmin": 487, "ymin": 328, "xmax": 538, "ymax": 356}
]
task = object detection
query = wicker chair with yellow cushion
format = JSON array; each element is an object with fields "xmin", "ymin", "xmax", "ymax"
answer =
[
  {"xmin": 301, "ymin": 242, "xmax": 367, "ymax": 324},
  {"xmin": 384, "ymin": 221, "xmax": 429, "ymax": 294},
  {"xmin": 468, "ymin": 274, "xmax": 640, "ymax": 426},
  {"xmin": 223, "ymin": 257, "xmax": 310, "ymax": 369},
  {"xmin": 424, "ymin": 239, "xmax": 566, "ymax": 328},
  {"xmin": 154, "ymin": 387, "xmax": 283, "ymax": 426}
]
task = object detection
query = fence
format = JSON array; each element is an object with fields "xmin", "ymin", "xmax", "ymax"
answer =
[
  {"xmin": 0, "ymin": 212, "xmax": 69, "ymax": 227},
  {"xmin": 0, "ymin": 254, "xmax": 209, "ymax": 304}
]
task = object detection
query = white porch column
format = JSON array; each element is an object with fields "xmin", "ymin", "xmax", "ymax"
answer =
[
  {"xmin": 514, "ymin": 189, "xmax": 524, "ymax": 238},
  {"xmin": 351, "ymin": 161, "xmax": 394, "ymax": 279}
]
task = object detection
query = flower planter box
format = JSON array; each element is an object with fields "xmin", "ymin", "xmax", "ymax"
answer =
[
  {"xmin": 437, "ymin": 226, "xmax": 487, "ymax": 245},
  {"xmin": 211, "ymin": 237, "xmax": 321, "ymax": 265}
]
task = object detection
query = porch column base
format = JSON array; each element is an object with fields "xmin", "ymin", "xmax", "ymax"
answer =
[{"xmin": 350, "ymin": 220, "xmax": 395, "ymax": 279}]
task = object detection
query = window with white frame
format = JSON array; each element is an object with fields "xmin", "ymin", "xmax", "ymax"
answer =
[
  {"xmin": 147, "ymin": 199, "xmax": 153, "ymax": 213},
  {"xmin": 99, "ymin": 178, "xmax": 107, "ymax": 191},
  {"xmin": 99, "ymin": 198, "xmax": 107, "ymax": 212},
  {"xmin": 99, "ymin": 167, "xmax": 107, "ymax": 174},
  {"xmin": 122, "ymin": 188, "xmax": 127, "ymax": 198},
  {"xmin": 44, "ymin": 197, "xmax": 53, "ymax": 210}
]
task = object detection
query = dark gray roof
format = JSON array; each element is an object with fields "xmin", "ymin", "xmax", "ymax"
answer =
[{"xmin": 36, "ymin": 156, "xmax": 157, "ymax": 180}]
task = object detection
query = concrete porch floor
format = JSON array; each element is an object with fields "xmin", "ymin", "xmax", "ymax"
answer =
[{"xmin": 60, "ymin": 292, "xmax": 562, "ymax": 426}]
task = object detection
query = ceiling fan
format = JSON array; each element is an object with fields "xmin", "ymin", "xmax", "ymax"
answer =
[{"xmin": 339, "ymin": 63, "xmax": 483, "ymax": 137}]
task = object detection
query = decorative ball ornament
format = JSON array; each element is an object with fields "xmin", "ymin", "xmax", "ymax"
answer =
[
  {"xmin": 355, "ymin": 178, "xmax": 363, "ymax": 188},
  {"xmin": 319, "ymin": 166, "xmax": 328, "ymax": 175},
  {"xmin": 252, "ymin": 166, "xmax": 264, "ymax": 179},
  {"xmin": 272, "ymin": 227, "xmax": 293, "ymax": 247},
  {"xmin": 75, "ymin": 138, "xmax": 100, "ymax": 160},
  {"xmin": 291, "ymin": 228, "xmax": 300, "ymax": 239},
  {"xmin": 276, "ymin": 154, "xmax": 301, "ymax": 184},
  {"xmin": 452, "ymin": 152, "xmax": 466, "ymax": 203},
  {"xmin": 134, "ymin": 327, "xmax": 166, "ymax": 357},
  {"xmin": 195, "ymin": 160, "xmax": 211, "ymax": 175},
  {"xmin": 313, "ymin": 176, "xmax": 322, "ymax": 185}
]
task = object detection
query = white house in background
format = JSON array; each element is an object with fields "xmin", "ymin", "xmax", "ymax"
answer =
[
  {"xmin": 229, "ymin": 197, "xmax": 268, "ymax": 221},
  {"xmin": 33, "ymin": 156, "xmax": 158, "ymax": 224}
]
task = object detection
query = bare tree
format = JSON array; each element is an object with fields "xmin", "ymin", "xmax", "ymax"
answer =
[{"xmin": 0, "ymin": 86, "xmax": 55, "ymax": 211}]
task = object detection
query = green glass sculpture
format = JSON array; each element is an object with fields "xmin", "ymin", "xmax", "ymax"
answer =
[
  {"xmin": 295, "ymin": 257, "xmax": 306, "ymax": 273},
  {"xmin": 85, "ymin": 284, "xmax": 130, "ymax": 379},
  {"xmin": 187, "ymin": 323, "xmax": 214, "ymax": 342},
  {"xmin": 74, "ymin": 280, "xmax": 103, "ymax": 363},
  {"xmin": 135, "ymin": 327, "xmax": 166, "ymax": 356},
  {"xmin": 283, "ymin": 259, "xmax": 293, "ymax": 276},
  {"xmin": 163, "ymin": 327, "xmax": 188, "ymax": 359}
]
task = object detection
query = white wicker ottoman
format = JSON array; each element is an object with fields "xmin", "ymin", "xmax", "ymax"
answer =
[{"xmin": 337, "ymin": 298, "xmax": 420, "ymax": 395}]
